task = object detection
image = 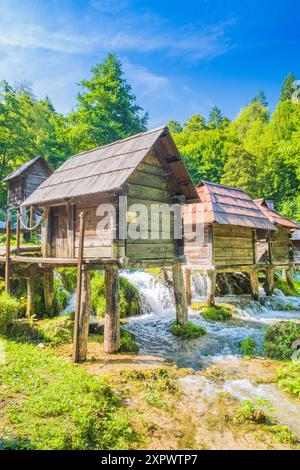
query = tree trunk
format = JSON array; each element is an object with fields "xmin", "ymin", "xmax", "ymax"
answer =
[
  {"xmin": 285, "ymin": 268, "xmax": 295, "ymax": 290},
  {"xmin": 104, "ymin": 266, "xmax": 120, "ymax": 353},
  {"xmin": 76, "ymin": 269, "xmax": 91, "ymax": 362},
  {"xmin": 172, "ymin": 262, "xmax": 188, "ymax": 325}
]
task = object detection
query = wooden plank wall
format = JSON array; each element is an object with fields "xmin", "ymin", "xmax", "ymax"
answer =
[
  {"xmin": 25, "ymin": 160, "xmax": 51, "ymax": 198},
  {"xmin": 270, "ymin": 226, "xmax": 291, "ymax": 264},
  {"xmin": 8, "ymin": 177, "xmax": 24, "ymax": 208},
  {"xmin": 213, "ymin": 225, "xmax": 254, "ymax": 266},
  {"xmin": 184, "ymin": 222, "xmax": 211, "ymax": 266},
  {"xmin": 126, "ymin": 151, "xmax": 177, "ymax": 261}
]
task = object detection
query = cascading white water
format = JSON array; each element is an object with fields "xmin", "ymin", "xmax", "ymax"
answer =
[{"xmin": 121, "ymin": 270, "xmax": 300, "ymax": 368}]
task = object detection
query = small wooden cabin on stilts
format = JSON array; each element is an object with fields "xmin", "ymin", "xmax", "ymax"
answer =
[
  {"xmin": 183, "ymin": 181, "xmax": 276, "ymax": 306},
  {"xmin": 20, "ymin": 126, "xmax": 198, "ymax": 362},
  {"xmin": 254, "ymin": 199, "xmax": 299, "ymax": 291}
]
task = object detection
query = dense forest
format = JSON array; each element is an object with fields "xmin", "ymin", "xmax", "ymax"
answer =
[{"xmin": 0, "ymin": 53, "xmax": 299, "ymax": 219}]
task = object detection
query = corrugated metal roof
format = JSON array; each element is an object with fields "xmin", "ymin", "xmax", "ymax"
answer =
[
  {"xmin": 254, "ymin": 199, "xmax": 299, "ymax": 229},
  {"xmin": 193, "ymin": 181, "xmax": 276, "ymax": 230},
  {"xmin": 2, "ymin": 156, "xmax": 52, "ymax": 183},
  {"xmin": 22, "ymin": 126, "xmax": 198, "ymax": 206}
]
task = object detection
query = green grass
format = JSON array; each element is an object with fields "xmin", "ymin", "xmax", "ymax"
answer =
[
  {"xmin": 200, "ymin": 305, "xmax": 233, "ymax": 322},
  {"xmin": 170, "ymin": 321, "xmax": 206, "ymax": 339},
  {"xmin": 264, "ymin": 321, "xmax": 300, "ymax": 360},
  {"xmin": 0, "ymin": 339, "xmax": 137, "ymax": 450}
]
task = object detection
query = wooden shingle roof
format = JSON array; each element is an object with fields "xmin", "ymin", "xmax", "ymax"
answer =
[
  {"xmin": 254, "ymin": 199, "xmax": 299, "ymax": 229},
  {"xmin": 195, "ymin": 181, "xmax": 276, "ymax": 230},
  {"xmin": 22, "ymin": 126, "xmax": 198, "ymax": 206},
  {"xmin": 2, "ymin": 156, "xmax": 52, "ymax": 183}
]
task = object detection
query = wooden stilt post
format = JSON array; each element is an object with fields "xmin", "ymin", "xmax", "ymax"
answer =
[
  {"xmin": 206, "ymin": 269, "xmax": 216, "ymax": 307},
  {"xmin": 265, "ymin": 266, "xmax": 274, "ymax": 296},
  {"xmin": 285, "ymin": 267, "xmax": 295, "ymax": 290},
  {"xmin": 77, "ymin": 268, "xmax": 91, "ymax": 362},
  {"xmin": 16, "ymin": 210, "xmax": 21, "ymax": 255},
  {"xmin": 44, "ymin": 268, "xmax": 54, "ymax": 315},
  {"xmin": 73, "ymin": 211, "xmax": 85, "ymax": 363},
  {"xmin": 249, "ymin": 269, "xmax": 259, "ymax": 301},
  {"xmin": 104, "ymin": 266, "xmax": 120, "ymax": 353},
  {"xmin": 172, "ymin": 261, "xmax": 188, "ymax": 325},
  {"xmin": 184, "ymin": 268, "xmax": 192, "ymax": 306},
  {"xmin": 5, "ymin": 211, "xmax": 11, "ymax": 294},
  {"xmin": 26, "ymin": 267, "xmax": 36, "ymax": 317}
]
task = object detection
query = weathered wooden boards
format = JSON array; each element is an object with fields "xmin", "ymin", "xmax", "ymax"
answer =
[
  {"xmin": 5, "ymin": 217, "xmax": 11, "ymax": 294},
  {"xmin": 44, "ymin": 268, "xmax": 54, "ymax": 315},
  {"xmin": 73, "ymin": 211, "xmax": 85, "ymax": 362}
]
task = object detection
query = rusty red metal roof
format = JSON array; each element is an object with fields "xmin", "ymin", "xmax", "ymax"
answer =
[
  {"xmin": 188, "ymin": 181, "xmax": 276, "ymax": 230},
  {"xmin": 253, "ymin": 199, "xmax": 299, "ymax": 229}
]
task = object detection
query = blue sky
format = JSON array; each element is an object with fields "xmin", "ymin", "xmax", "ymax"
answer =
[{"xmin": 0, "ymin": 0, "xmax": 299, "ymax": 127}]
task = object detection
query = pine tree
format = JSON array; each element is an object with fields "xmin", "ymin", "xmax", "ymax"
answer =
[
  {"xmin": 68, "ymin": 53, "xmax": 148, "ymax": 152},
  {"xmin": 280, "ymin": 73, "xmax": 297, "ymax": 101},
  {"xmin": 251, "ymin": 89, "xmax": 268, "ymax": 107},
  {"xmin": 207, "ymin": 106, "xmax": 223, "ymax": 129}
]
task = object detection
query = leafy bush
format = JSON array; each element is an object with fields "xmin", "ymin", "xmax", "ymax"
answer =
[
  {"xmin": 56, "ymin": 268, "xmax": 77, "ymax": 293},
  {"xmin": 233, "ymin": 399, "xmax": 274, "ymax": 424},
  {"xmin": 264, "ymin": 321, "xmax": 300, "ymax": 360},
  {"xmin": 0, "ymin": 293, "xmax": 20, "ymax": 334},
  {"xmin": 0, "ymin": 339, "xmax": 137, "ymax": 450},
  {"xmin": 170, "ymin": 321, "xmax": 206, "ymax": 339},
  {"xmin": 120, "ymin": 328, "xmax": 139, "ymax": 354},
  {"xmin": 277, "ymin": 363, "xmax": 300, "ymax": 398},
  {"xmin": 240, "ymin": 337, "xmax": 258, "ymax": 356},
  {"xmin": 201, "ymin": 306, "xmax": 232, "ymax": 322},
  {"xmin": 91, "ymin": 272, "xmax": 142, "ymax": 318}
]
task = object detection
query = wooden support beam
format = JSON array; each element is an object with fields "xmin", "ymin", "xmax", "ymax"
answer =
[
  {"xmin": 172, "ymin": 261, "xmax": 188, "ymax": 325},
  {"xmin": 16, "ymin": 211, "xmax": 21, "ymax": 255},
  {"xmin": 184, "ymin": 268, "xmax": 192, "ymax": 306},
  {"xmin": 44, "ymin": 268, "xmax": 54, "ymax": 315},
  {"xmin": 265, "ymin": 266, "xmax": 275, "ymax": 296},
  {"xmin": 73, "ymin": 211, "xmax": 85, "ymax": 363},
  {"xmin": 26, "ymin": 267, "xmax": 36, "ymax": 317},
  {"xmin": 206, "ymin": 269, "xmax": 216, "ymax": 307},
  {"xmin": 104, "ymin": 266, "xmax": 120, "ymax": 353},
  {"xmin": 76, "ymin": 268, "xmax": 91, "ymax": 362},
  {"xmin": 249, "ymin": 269, "xmax": 259, "ymax": 301},
  {"xmin": 285, "ymin": 267, "xmax": 295, "ymax": 290},
  {"xmin": 5, "ymin": 214, "xmax": 11, "ymax": 294}
]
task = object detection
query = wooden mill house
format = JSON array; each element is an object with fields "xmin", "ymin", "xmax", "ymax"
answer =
[
  {"xmin": 254, "ymin": 198, "xmax": 299, "ymax": 289},
  {"xmin": 292, "ymin": 230, "xmax": 300, "ymax": 266},
  {"xmin": 183, "ymin": 181, "xmax": 276, "ymax": 306},
  {"xmin": 19, "ymin": 126, "xmax": 198, "ymax": 361}
]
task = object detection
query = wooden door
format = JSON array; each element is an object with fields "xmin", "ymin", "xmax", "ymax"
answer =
[{"xmin": 51, "ymin": 205, "xmax": 68, "ymax": 258}]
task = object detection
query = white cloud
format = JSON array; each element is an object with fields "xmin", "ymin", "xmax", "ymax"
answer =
[{"xmin": 123, "ymin": 60, "xmax": 172, "ymax": 97}]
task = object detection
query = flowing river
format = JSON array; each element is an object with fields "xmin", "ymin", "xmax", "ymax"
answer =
[{"xmin": 122, "ymin": 270, "xmax": 300, "ymax": 369}]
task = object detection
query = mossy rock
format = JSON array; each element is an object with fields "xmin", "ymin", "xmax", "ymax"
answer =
[
  {"xmin": 170, "ymin": 321, "xmax": 206, "ymax": 339},
  {"xmin": 91, "ymin": 272, "xmax": 142, "ymax": 318},
  {"xmin": 200, "ymin": 305, "xmax": 233, "ymax": 322}
]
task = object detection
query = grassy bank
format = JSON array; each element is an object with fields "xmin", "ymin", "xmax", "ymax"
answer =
[{"xmin": 0, "ymin": 339, "xmax": 137, "ymax": 450}]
